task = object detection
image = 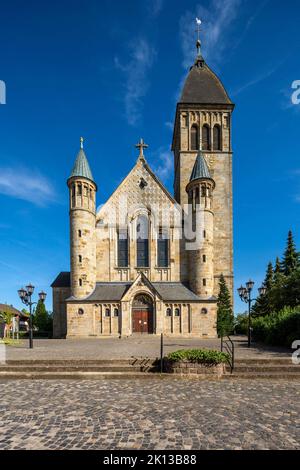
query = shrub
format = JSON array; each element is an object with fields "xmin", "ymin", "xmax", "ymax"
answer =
[
  {"xmin": 234, "ymin": 313, "xmax": 248, "ymax": 335},
  {"xmin": 166, "ymin": 349, "xmax": 229, "ymax": 365},
  {"xmin": 252, "ymin": 306, "xmax": 300, "ymax": 347}
]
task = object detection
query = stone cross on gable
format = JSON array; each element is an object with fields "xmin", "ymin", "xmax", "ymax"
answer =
[{"xmin": 135, "ymin": 138, "xmax": 148, "ymax": 159}]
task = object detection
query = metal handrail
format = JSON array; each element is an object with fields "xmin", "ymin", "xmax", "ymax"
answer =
[{"xmin": 221, "ymin": 335, "xmax": 235, "ymax": 373}]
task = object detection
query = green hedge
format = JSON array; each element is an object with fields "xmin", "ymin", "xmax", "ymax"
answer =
[
  {"xmin": 252, "ymin": 306, "xmax": 300, "ymax": 347},
  {"xmin": 166, "ymin": 349, "xmax": 229, "ymax": 364}
]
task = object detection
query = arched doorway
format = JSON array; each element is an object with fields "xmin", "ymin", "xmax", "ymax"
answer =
[{"xmin": 132, "ymin": 294, "xmax": 154, "ymax": 334}]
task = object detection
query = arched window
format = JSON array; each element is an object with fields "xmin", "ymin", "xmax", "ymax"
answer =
[
  {"xmin": 174, "ymin": 308, "xmax": 180, "ymax": 317},
  {"xmin": 78, "ymin": 308, "xmax": 84, "ymax": 315},
  {"xmin": 202, "ymin": 125, "xmax": 210, "ymax": 150},
  {"xmin": 79, "ymin": 279, "xmax": 82, "ymax": 287},
  {"xmin": 136, "ymin": 215, "xmax": 149, "ymax": 267},
  {"xmin": 213, "ymin": 125, "xmax": 222, "ymax": 150},
  {"xmin": 105, "ymin": 308, "xmax": 110, "ymax": 317},
  {"xmin": 114, "ymin": 308, "xmax": 119, "ymax": 317},
  {"xmin": 191, "ymin": 125, "xmax": 199, "ymax": 150},
  {"xmin": 201, "ymin": 308, "xmax": 208, "ymax": 315},
  {"xmin": 157, "ymin": 228, "xmax": 169, "ymax": 267},
  {"xmin": 166, "ymin": 308, "xmax": 172, "ymax": 317},
  {"xmin": 118, "ymin": 228, "xmax": 128, "ymax": 267}
]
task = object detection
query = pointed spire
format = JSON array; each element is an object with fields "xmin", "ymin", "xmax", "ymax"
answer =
[
  {"xmin": 190, "ymin": 151, "xmax": 212, "ymax": 182},
  {"xmin": 68, "ymin": 138, "xmax": 95, "ymax": 183}
]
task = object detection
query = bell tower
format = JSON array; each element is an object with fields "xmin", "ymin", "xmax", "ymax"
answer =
[
  {"xmin": 67, "ymin": 138, "xmax": 97, "ymax": 299},
  {"xmin": 172, "ymin": 20, "xmax": 234, "ymax": 297}
]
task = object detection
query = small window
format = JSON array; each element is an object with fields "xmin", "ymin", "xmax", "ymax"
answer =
[
  {"xmin": 174, "ymin": 308, "xmax": 180, "ymax": 317},
  {"xmin": 191, "ymin": 125, "xmax": 199, "ymax": 151},
  {"xmin": 78, "ymin": 229, "xmax": 82, "ymax": 238},
  {"xmin": 77, "ymin": 185, "xmax": 82, "ymax": 196},
  {"xmin": 213, "ymin": 125, "xmax": 222, "ymax": 151},
  {"xmin": 105, "ymin": 308, "xmax": 111, "ymax": 317},
  {"xmin": 90, "ymin": 188, "xmax": 93, "ymax": 200},
  {"xmin": 201, "ymin": 185, "xmax": 206, "ymax": 197},
  {"xmin": 201, "ymin": 308, "xmax": 208, "ymax": 315},
  {"xmin": 203, "ymin": 279, "xmax": 206, "ymax": 287},
  {"xmin": 202, "ymin": 125, "xmax": 210, "ymax": 150},
  {"xmin": 166, "ymin": 308, "xmax": 172, "ymax": 317},
  {"xmin": 78, "ymin": 255, "xmax": 82, "ymax": 263},
  {"xmin": 79, "ymin": 279, "xmax": 82, "ymax": 287},
  {"xmin": 72, "ymin": 185, "xmax": 75, "ymax": 197},
  {"xmin": 203, "ymin": 254, "xmax": 206, "ymax": 263},
  {"xmin": 203, "ymin": 230, "xmax": 206, "ymax": 239},
  {"xmin": 114, "ymin": 308, "xmax": 119, "ymax": 317},
  {"xmin": 78, "ymin": 308, "xmax": 84, "ymax": 315}
]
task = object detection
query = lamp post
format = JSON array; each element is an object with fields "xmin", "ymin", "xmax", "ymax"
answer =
[
  {"xmin": 237, "ymin": 280, "xmax": 266, "ymax": 348},
  {"xmin": 18, "ymin": 284, "xmax": 47, "ymax": 349}
]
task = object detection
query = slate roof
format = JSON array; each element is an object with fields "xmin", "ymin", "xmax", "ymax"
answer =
[
  {"xmin": 180, "ymin": 59, "xmax": 232, "ymax": 105},
  {"xmin": 53, "ymin": 273, "xmax": 215, "ymax": 302},
  {"xmin": 51, "ymin": 272, "xmax": 71, "ymax": 288},
  {"xmin": 190, "ymin": 151, "xmax": 212, "ymax": 182},
  {"xmin": 69, "ymin": 148, "xmax": 94, "ymax": 182},
  {"xmin": 0, "ymin": 303, "xmax": 25, "ymax": 317},
  {"xmin": 66, "ymin": 281, "xmax": 205, "ymax": 302}
]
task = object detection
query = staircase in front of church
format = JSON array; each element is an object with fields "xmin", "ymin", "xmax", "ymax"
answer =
[
  {"xmin": 226, "ymin": 358, "xmax": 300, "ymax": 380},
  {"xmin": 0, "ymin": 358, "xmax": 162, "ymax": 379}
]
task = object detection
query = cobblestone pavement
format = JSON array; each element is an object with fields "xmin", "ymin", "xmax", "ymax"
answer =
[
  {"xmin": 5, "ymin": 336, "xmax": 290, "ymax": 360},
  {"xmin": 0, "ymin": 379, "xmax": 299, "ymax": 450}
]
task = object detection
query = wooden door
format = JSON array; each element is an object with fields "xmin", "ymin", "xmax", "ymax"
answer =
[{"xmin": 132, "ymin": 309, "xmax": 153, "ymax": 334}]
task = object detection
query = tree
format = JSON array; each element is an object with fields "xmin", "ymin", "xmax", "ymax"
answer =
[
  {"xmin": 281, "ymin": 230, "xmax": 300, "ymax": 276},
  {"xmin": 217, "ymin": 274, "xmax": 233, "ymax": 337},
  {"xmin": 252, "ymin": 262, "xmax": 274, "ymax": 317},
  {"xmin": 33, "ymin": 300, "xmax": 48, "ymax": 331}
]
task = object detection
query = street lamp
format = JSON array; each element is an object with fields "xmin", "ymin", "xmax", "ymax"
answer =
[
  {"xmin": 237, "ymin": 279, "xmax": 266, "ymax": 348},
  {"xmin": 17, "ymin": 284, "xmax": 47, "ymax": 349}
]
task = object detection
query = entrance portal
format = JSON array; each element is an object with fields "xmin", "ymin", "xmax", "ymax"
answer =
[{"xmin": 132, "ymin": 294, "xmax": 153, "ymax": 334}]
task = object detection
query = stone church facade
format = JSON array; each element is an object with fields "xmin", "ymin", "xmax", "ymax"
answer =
[{"xmin": 52, "ymin": 45, "xmax": 234, "ymax": 339}]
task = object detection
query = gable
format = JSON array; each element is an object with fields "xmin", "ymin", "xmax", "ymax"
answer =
[{"xmin": 96, "ymin": 158, "xmax": 181, "ymax": 226}]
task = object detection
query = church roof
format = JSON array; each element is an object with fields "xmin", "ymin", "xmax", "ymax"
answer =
[
  {"xmin": 180, "ymin": 57, "xmax": 232, "ymax": 105},
  {"xmin": 51, "ymin": 272, "xmax": 70, "ymax": 288},
  {"xmin": 69, "ymin": 148, "xmax": 94, "ymax": 182},
  {"xmin": 190, "ymin": 151, "xmax": 212, "ymax": 182},
  {"xmin": 65, "ymin": 281, "xmax": 210, "ymax": 302}
]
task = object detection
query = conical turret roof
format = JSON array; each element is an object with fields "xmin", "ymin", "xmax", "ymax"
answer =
[{"xmin": 190, "ymin": 151, "xmax": 212, "ymax": 182}]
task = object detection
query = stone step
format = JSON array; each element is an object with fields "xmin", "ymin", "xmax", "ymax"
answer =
[
  {"xmin": 233, "ymin": 358, "xmax": 292, "ymax": 365},
  {"xmin": 0, "ymin": 371, "xmax": 165, "ymax": 380},
  {"xmin": 227, "ymin": 372, "xmax": 300, "ymax": 380},
  {"xmin": 226, "ymin": 366, "xmax": 300, "ymax": 373},
  {"xmin": 4, "ymin": 359, "xmax": 158, "ymax": 366},
  {"xmin": 0, "ymin": 365, "xmax": 159, "ymax": 373}
]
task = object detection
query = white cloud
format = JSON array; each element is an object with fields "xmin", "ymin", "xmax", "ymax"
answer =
[
  {"xmin": 179, "ymin": 0, "xmax": 241, "ymax": 69},
  {"xmin": 231, "ymin": 61, "xmax": 284, "ymax": 96},
  {"xmin": 115, "ymin": 38, "xmax": 156, "ymax": 126},
  {"xmin": 152, "ymin": 147, "xmax": 173, "ymax": 184},
  {"xmin": 0, "ymin": 167, "xmax": 57, "ymax": 206}
]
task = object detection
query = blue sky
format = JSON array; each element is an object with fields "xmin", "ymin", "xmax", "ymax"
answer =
[{"xmin": 0, "ymin": 0, "xmax": 299, "ymax": 313}]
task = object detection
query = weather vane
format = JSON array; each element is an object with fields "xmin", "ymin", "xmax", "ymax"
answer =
[{"xmin": 195, "ymin": 17, "xmax": 202, "ymax": 56}]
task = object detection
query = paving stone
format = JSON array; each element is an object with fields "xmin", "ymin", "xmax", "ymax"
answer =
[{"xmin": 0, "ymin": 379, "xmax": 299, "ymax": 449}]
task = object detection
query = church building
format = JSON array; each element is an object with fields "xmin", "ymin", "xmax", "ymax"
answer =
[{"xmin": 51, "ymin": 36, "xmax": 234, "ymax": 338}]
